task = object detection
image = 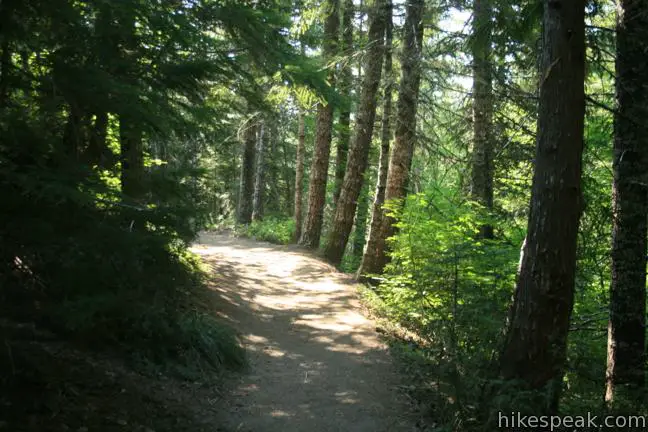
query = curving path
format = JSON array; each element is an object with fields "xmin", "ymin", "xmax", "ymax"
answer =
[{"xmin": 191, "ymin": 232, "xmax": 416, "ymax": 432}]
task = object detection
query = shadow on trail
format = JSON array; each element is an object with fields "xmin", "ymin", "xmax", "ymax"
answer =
[{"xmin": 192, "ymin": 233, "xmax": 413, "ymax": 432}]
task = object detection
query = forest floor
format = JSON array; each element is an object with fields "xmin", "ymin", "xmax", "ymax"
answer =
[{"xmin": 194, "ymin": 232, "xmax": 418, "ymax": 431}]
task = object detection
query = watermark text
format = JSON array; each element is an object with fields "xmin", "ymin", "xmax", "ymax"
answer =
[{"xmin": 499, "ymin": 411, "xmax": 646, "ymax": 430}]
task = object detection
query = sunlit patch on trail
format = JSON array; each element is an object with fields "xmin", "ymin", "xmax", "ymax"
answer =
[
  {"xmin": 192, "ymin": 233, "xmax": 414, "ymax": 431},
  {"xmin": 270, "ymin": 409, "xmax": 292, "ymax": 418},
  {"xmin": 288, "ymin": 279, "xmax": 343, "ymax": 292},
  {"xmin": 189, "ymin": 245, "xmax": 223, "ymax": 255},
  {"xmin": 335, "ymin": 391, "xmax": 360, "ymax": 404},
  {"xmin": 244, "ymin": 334, "xmax": 269, "ymax": 344},
  {"xmin": 293, "ymin": 319, "xmax": 353, "ymax": 332},
  {"xmin": 253, "ymin": 293, "xmax": 348, "ymax": 310}
]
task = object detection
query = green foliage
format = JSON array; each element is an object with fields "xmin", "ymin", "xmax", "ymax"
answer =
[
  {"xmin": 0, "ymin": 156, "xmax": 244, "ymax": 376},
  {"xmin": 362, "ymin": 191, "xmax": 520, "ymax": 428},
  {"xmin": 238, "ymin": 217, "xmax": 296, "ymax": 245},
  {"xmin": 340, "ymin": 252, "xmax": 362, "ymax": 274}
]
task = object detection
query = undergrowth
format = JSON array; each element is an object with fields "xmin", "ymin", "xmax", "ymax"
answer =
[
  {"xmin": 1, "ymin": 155, "xmax": 245, "ymax": 379},
  {"xmin": 357, "ymin": 193, "xmax": 527, "ymax": 431},
  {"xmin": 358, "ymin": 190, "xmax": 647, "ymax": 430},
  {"xmin": 236, "ymin": 216, "xmax": 296, "ymax": 245}
]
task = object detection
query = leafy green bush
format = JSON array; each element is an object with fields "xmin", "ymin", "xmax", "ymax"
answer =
[
  {"xmin": 362, "ymin": 181, "xmax": 632, "ymax": 429},
  {"xmin": 360, "ymin": 192, "xmax": 521, "ymax": 430},
  {"xmin": 340, "ymin": 252, "xmax": 362, "ymax": 274},
  {"xmin": 238, "ymin": 216, "xmax": 296, "ymax": 244}
]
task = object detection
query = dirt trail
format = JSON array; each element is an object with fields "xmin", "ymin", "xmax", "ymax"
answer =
[{"xmin": 192, "ymin": 233, "xmax": 416, "ymax": 432}]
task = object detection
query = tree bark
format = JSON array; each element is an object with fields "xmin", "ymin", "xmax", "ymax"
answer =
[
  {"xmin": 265, "ymin": 122, "xmax": 281, "ymax": 215},
  {"xmin": 360, "ymin": 1, "xmax": 393, "ymax": 273},
  {"xmin": 280, "ymin": 128, "xmax": 294, "ymax": 216},
  {"xmin": 0, "ymin": 0, "xmax": 13, "ymax": 111},
  {"xmin": 357, "ymin": 0, "xmax": 424, "ymax": 277},
  {"xmin": 62, "ymin": 104, "xmax": 84, "ymax": 160},
  {"xmin": 498, "ymin": 0, "xmax": 585, "ymax": 413},
  {"xmin": 117, "ymin": 9, "xmax": 145, "ymax": 205},
  {"xmin": 470, "ymin": 0, "xmax": 494, "ymax": 239},
  {"xmin": 352, "ymin": 178, "xmax": 371, "ymax": 258},
  {"xmin": 86, "ymin": 111, "xmax": 111, "ymax": 168},
  {"xmin": 119, "ymin": 116, "xmax": 145, "ymax": 202},
  {"xmin": 237, "ymin": 120, "xmax": 257, "ymax": 224},
  {"xmin": 0, "ymin": 38, "xmax": 10, "ymax": 110},
  {"xmin": 299, "ymin": 0, "xmax": 340, "ymax": 249},
  {"xmin": 605, "ymin": 0, "xmax": 648, "ymax": 404},
  {"xmin": 333, "ymin": 0, "xmax": 354, "ymax": 208},
  {"xmin": 252, "ymin": 121, "xmax": 266, "ymax": 222},
  {"xmin": 294, "ymin": 111, "xmax": 306, "ymax": 241},
  {"xmin": 323, "ymin": 0, "xmax": 387, "ymax": 265}
]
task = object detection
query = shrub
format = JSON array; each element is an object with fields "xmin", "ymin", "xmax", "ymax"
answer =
[
  {"xmin": 360, "ymin": 192, "xmax": 521, "ymax": 430},
  {"xmin": 239, "ymin": 216, "xmax": 296, "ymax": 245},
  {"xmin": 1, "ymin": 159, "xmax": 244, "ymax": 378}
]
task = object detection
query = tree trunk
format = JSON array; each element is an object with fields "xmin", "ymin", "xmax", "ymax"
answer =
[
  {"xmin": 266, "ymin": 122, "xmax": 281, "ymax": 215},
  {"xmin": 357, "ymin": 0, "xmax": 424, "ymax": 277},
  {"xmin": 0, "ymin": 0, "xmax": 13, "ymax": 111},
  {"xmin": 299, "ymin": 0, "xmax": 340, "ymax": 249},
  {"xmin": 62, "ymin": 104, "xmax": 84, "ymax": 160},
  {"xmin": 87, "ymin": 7, "xmax": 117, "ymax": 171},
  {"xmin": 360, "ymin": 0, "xmax": 393, "ymax": 273},
  {"xmin": 117, "ymin": 9, "xmax": 145, "ymax": 205},
  {"xmin": 280, "ymin": 128, "xmax": 294, "ymax": 216},
  {"xmin": 119, "ymin": 116, "xmax": 145, "ymax": 203},
  {"xmin": 498, "ymin": 0, "xmax": 585, "ymax": 413},
  {"xmin": 352, "ymin": 178, "xmax": 371, "ymax": 258},
  {"xmin": 86, "ymin": 111, "xmax": 111, "ymax": 168},
  {"xmin": 333, "ymin": 0, "xmax": 354, "ymax": 207},
  {"xmin": 605, "ymin": 0, "xmax": 648, "ymax": 404},
  {"xmin": 252, "ymin": 121, "xmax": 266, "ymax": 222},
  {"xmin": 300, "ymin": 104, "xmax": 334, "ymax": 248},
  {"xmin": 237, "ymin": 120, "xmax": 257, "ymax": 224},
  {"xmin": 470, "ymin": 0, "xmax": 494, "ymax": 239},
  {"xmin": 0, "ymin": 38, "xmax": 10, "ymax": 110},
  {"xmin": 294, "ymin": 110, "xmax": 306, "ymax": 241},
  {"xmin": 323, "ymin": 0, "xmax": 387, "ymax": 265}
]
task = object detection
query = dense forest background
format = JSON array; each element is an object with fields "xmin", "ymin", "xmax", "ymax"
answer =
[{"xmin": 1, "ymin": 0, "xmax": 647, "ymax": 430}]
